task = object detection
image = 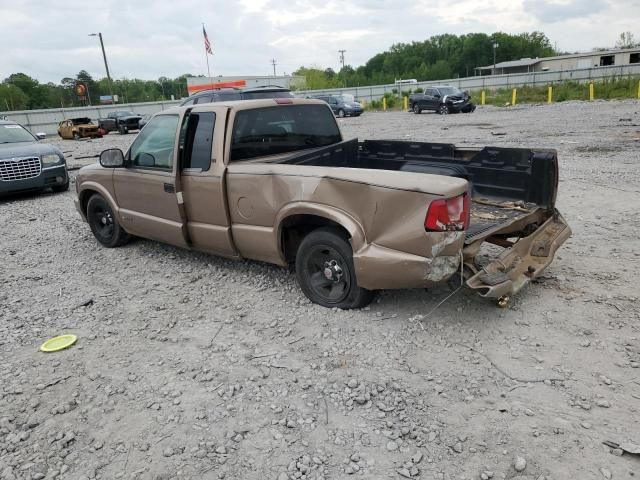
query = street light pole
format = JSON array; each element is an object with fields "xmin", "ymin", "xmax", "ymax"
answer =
[
  {"xmin": 492, "ymin": 42, "xmax": 499, "ymax": 76},
  {"xmin": 89, "ymin": 32, "xmax": 115, "ymax": 102}
]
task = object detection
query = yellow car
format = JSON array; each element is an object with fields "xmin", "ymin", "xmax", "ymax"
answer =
[{"xmin": 57, "ymin": 118, "xmax": 102, "ymax": 140}]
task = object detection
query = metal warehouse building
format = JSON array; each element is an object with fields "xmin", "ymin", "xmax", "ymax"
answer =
[{"xmin": 476, "ymin": 47, "xmax": 640, "ymax": 75}]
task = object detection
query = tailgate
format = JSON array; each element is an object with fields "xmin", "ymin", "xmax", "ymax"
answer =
[{"xmin": 464, "ymin": 210, "xmax": 571, "ymax": 299}]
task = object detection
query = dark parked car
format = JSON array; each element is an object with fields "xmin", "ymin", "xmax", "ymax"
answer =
[
  {"xmin": 179, "ymin": 85, "xmax": 293, "ymax": 106},
  {"xmin": 98, "ymin": 111, "xmax": 143, "ymax": 134},
  {"xmin": 310, "ymin": 94, "xmax": 363, "ymax": 117},
  {"xmin": 409, "ymin": 86, "xmax": 476, "ymax": 115},
  {"xmin": 0, "ymin": 120, "xmax": 69, "ymax": 195}
]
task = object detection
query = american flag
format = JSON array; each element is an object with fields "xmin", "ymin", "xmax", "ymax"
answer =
[{"xmin": 203, "ymin": 26, "xmax": 212, "ymax": 54}]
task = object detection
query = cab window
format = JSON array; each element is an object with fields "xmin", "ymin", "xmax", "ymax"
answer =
[
  {"xmin": 181, "ymin": 112, "xmax": 216, "ymax": 171},
  {"xmin": 128, "ymin": 115, "xmax": 179, "ymax": 170}
]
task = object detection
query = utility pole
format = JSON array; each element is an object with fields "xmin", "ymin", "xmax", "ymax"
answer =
[
  {"xmin": 492, "ymin": 42, "xmax": 499, "ymax": 76},
  {"xmin": 338, "ymin": 49, "xmax": 346, "ymax": 70},
  {"xmin": 271, "ymin": 59, "xmax": 277, "ymax": 76},
  {"xmin": 338, "ymin": 50, "xmax": 346, "ymax": 87},
  {"xmin": 89, "ymin": 32, "xmax": 115, "ymax": 102}
]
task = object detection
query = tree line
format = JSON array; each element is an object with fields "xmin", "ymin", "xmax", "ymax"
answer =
[
  {"xmin": 294, "ymin": 31, "xmax": 556, "ymax": 89},
  {"xmin": 0, "ymin": 71, "xmax": 191, "ymax": 111}
]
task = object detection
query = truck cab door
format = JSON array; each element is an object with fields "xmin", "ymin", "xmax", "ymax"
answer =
[
  {"xmin": 178, "ymin": 106, "xmax": 238, "ymax": 258},
  {"xmin": 112, "ymin": 113, "xmax": 188, "ymax": 247}
]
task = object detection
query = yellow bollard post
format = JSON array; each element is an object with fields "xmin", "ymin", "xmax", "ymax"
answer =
[
  {"xmin": 511, "ymin": 88, "xmax": 517, "ymax": 106},
  {"xmin": 548, "ymin": 86, "xmax": 553, "ymax": 104},
  {"xmin": 362, "ymin": 99, "xmax": 366, "ymax": 109},
  {"xmin": 481, "ymin": 90, "xmax": 486, "ymax": 105},
  {"xmin": 383, "ymin": 97, "xmax": 387, "ymax": 111},
  {"xmin": 403, "ymin": 96, "xmax": 408, "ymax": 110},
  {"xmin": 637, "ymin": 80, "xmax": 640, "ymax": 99},
  {"xmin": 589, "ymin": 83, "xmax": 594, "ymax": 101}
]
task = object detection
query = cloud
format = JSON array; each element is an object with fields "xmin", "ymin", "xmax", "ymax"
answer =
[
  {"xmin": 522, "ymin": 0, "xmax": 607, "ymax": 23},
  {"xmin": 0, "ymin": 0, "xmax": 637, "ymax": 83}
]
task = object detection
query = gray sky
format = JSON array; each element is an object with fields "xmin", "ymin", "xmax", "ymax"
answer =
[{"xmin": 1, "ymin": 0, "xmax": 638, "ymax": 83}]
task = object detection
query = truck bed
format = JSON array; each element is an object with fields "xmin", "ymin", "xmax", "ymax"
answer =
[{"xmin": 279, "ymin": 138, "xmax": 557, "ymax": 243}]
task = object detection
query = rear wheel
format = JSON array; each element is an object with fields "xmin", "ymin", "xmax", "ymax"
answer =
[
  {"xmin": 438, "ymin": 104, "xmax": 449, "ymax": 115},
  {"xmin": 413, "ymin": 103, "xmax": 421, "ymax": 114},
  {"xmin": 295, "ymin": 228, "xmax": 374, "ymax": 309},
  {"xmin": 86, "ymin": 194, "xmax": 130, "ymax": 248}
]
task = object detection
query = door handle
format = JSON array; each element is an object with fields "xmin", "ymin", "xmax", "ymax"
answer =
[{"xmin": 163, "ymin": 183, "xmax": 175, "ymax": 193}]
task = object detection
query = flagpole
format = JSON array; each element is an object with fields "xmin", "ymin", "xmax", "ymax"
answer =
[{"xmin": 203, "ymin": 23, "xmax": 211, "ymax": 86}]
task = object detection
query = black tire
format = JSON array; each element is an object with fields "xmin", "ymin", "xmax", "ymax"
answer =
[
  {"xmin": 295, "ymin": 227, "xmax": 374, "ymax": 309},
  {"xmin": 118, "ymin": 124, "xmax": 128, "ymax": 135},
  {"xmin": 437, "ymin": 104, "xmax": 449, "ymax": 115},
  {"xmin": 52, "ymin": 180, "xmax": 69, "ymax": 193},
  {"xmin": 337, "ymin": 109, "xmax": 345, "ymax": 118},
  {"xmin": 86, "ymin": 194, "xmax": 130, "ymax": 248},
  {"xmin": 413, "ymin": 103, "xmax": 421, "ymax": 114},
  {"xmin": 73, "ymin": 132, "xmax": 80, "ymax": 140}
]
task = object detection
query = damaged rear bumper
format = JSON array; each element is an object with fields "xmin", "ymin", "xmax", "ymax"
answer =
[{"xmin": 465, "ymin": 211, "xmax": 571, "ymax": 299}]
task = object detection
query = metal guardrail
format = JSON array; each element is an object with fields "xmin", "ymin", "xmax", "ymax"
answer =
[
  {"xmin": 0, "ymin": 100, "xmax": 181, "ymax": 135},
  {"xmin": 2, "ymin": 63, "xmax": 639, "ymax": 134}
]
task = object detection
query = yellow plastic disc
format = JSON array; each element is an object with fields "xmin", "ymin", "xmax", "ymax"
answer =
[{"xmin": 40, "ymin": 334, "xmax": 77, "ymax": 352}]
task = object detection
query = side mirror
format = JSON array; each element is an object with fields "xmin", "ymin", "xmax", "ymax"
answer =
[
  {"xmin": 100, "ymin": 148, "xmax": 125, "ymax": 168},
  {"xmin": 434, "ymin": 94, "xmax": 441, "ymax": 98},
  {"xmin": 36, "ymin": 133, "xmax": 46, "ymax": 140}
]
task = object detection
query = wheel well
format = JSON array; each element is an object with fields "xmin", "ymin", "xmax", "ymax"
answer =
[
  {"xmin": 281, "ymin": 215, "xmax": 350, "ymax": 264},
  {"xmin": 79, "ymin": 189, "xmax": 99, "ymax": 214}
]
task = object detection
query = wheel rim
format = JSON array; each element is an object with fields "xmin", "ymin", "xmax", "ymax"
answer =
[
  {"xmin": 338, "ymin": 110, "xmax": 345, "ymax": 118},
  {"xmin": 439, "ymin": 105, "xmax": 448, "ymax": 115},
  {"xmin": 305, "ymin": 244, "xmax": 351, "ymax": 304},
  {"xmin": 413, "ymin": 104, "xmax": 420, "ymax": 113},
  {"xmin": 90, "ymin": 204, "xmax": 115, "ymax": 240}
]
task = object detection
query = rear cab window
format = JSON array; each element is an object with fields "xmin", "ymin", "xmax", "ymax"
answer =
[
  {"xmin": 230, "ymin": 104, "xmax": 341, "ymax": 162},
  {"xmin": 180, "ymin": 112, "xmax": 216, "ymax": 171}
]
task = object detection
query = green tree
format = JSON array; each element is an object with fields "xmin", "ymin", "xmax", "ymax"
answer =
[{"xmin": 0, "ymin": 83, "xmax": 29, "ymax": 110}]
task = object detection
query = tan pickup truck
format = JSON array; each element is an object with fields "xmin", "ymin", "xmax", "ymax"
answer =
[{"xmin": 75, "ymin": 98, "xmax": 570, "ymax": 309}]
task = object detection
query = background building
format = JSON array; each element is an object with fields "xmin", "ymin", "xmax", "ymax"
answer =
[
  {"xmin": 476, "ymin": 47, "xmax": 640, "ymax": 75},
  {"xmin": 186, "ymin": 75, "xmax": 304, "ymax": 95}
]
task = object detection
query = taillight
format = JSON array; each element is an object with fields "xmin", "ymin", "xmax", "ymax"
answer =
[{"xmin": 424, "ymin": 193, "xmax": 470, "ymax": 232}]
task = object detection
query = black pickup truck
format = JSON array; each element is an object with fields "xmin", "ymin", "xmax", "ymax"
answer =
[
  {"xmin": 409, "ymin": 85, "xmax": 476, "ymax": 115},
  {"xmin": 98, "ymin": 111, "xmax": 142, "ymax": 134}
]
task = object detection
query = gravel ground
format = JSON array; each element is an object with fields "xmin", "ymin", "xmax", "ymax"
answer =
[{"xmin": 1, "ymin": 100, "xmax": 639, "ymax": 480}]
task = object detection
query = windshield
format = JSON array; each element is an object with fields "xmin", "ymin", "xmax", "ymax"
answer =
[
  {"xmin": 0, "ymin": 124, "xmax": 36, "ymax": 144},
  {"xmin": 338, "ymin": 94, "xmax": 355, "ymax": 103},
  {"xmin": 231, "ymin": 105, "xmax": 341, "ymax": 161},
  {"xmin": 437, "ymin": 87, "xmax": 462, "ymax": 96},
  {"xmin": 117, "ymin": 111, "xmax": 136, "ymax": 117}
]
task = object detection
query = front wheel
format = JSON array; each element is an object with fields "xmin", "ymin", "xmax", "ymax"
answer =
[
  {"xmin": 438, "ymin": 104, "xmax": 449, "ymax": 115},
  {"xmin": 413, "ymin": 103, "xmax": 421, "ymax": 114},
  {"xmin": 337, "ymin": 109, "xmax": 345, "ymax": 118},
  {"xmin": 86, "ymin": 194, "xmax": 130, "ymax": 248},
  {"xmin": 295, "ymin": 228, "xmax": 374, "ymax": 309}
]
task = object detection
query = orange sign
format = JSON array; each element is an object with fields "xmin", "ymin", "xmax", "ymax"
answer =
[
  {"xmin": 187, "ymin": 80, "xmax": 247, "ymax": 95},
  {"xmin": 74, "ymin": 83, "xmax": 87, "ymax": 98}
]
